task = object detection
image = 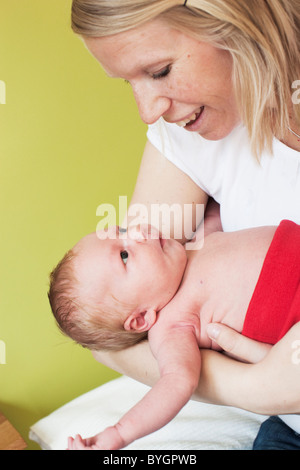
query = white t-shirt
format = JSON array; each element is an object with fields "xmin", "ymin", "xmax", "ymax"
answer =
[
  {"xmin": 147, "ymin": 118, "xmax": 300, "ymax": 434},
  {"xmin": 147, "ymin": 118, "xmax": 300, "ymax": 232}
]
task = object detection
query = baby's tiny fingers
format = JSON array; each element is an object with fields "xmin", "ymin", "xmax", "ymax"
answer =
[
  {"xmin": 74, "ymin": 434, "xmax": 92, "ymax": 450},
  {"xmin": 67, "ymin": 436, "xmax": 75, "ymax": 450}
]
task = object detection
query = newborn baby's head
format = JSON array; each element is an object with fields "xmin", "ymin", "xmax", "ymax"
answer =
[{"xmin": 48, "ymin": 225, "xmax": 187, "ymax": 350}]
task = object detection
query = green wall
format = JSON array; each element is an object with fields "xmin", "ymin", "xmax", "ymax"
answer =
[{"xmin": 0, "ymin": 0, "xmax": 146, "ymax": 449}]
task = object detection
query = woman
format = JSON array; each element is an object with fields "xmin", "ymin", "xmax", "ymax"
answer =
[{"xmin": 71, "ymin": 0, "xmax": 300, "ymax": 449}]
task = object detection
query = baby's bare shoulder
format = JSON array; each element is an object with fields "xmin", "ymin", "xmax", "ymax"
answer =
[{"xmin": 204, "ymin": 226, "xmax": 276, "ymax": 255}]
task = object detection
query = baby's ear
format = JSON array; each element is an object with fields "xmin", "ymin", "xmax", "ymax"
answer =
[{"xmin": 123, "ymin": 309, "xmax": 157, "ymax": 333}]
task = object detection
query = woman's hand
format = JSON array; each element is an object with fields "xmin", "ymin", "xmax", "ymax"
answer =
[
  {"xmin": 92, "ymin": 323, "xmax": 300, "ymax": 416},
  {"xmin": 206, "ymin": 323, "xmax": 272, "ymax": 363},
  {"xmin": 206, "ymin": 322, "xmax": 300, "ymax": 415}
]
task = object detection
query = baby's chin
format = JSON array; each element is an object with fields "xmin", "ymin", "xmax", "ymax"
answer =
[
  {"xmin": 173, "ymin": 244, "xmax": 188, "ymax": 287},
  {"xmin": 174, "ymin": 238, "xmax": 188, "ymax": 263}
]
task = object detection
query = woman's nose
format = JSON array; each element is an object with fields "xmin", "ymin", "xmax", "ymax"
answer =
[{"xmin": 132, "ymin": 83, "xmax": 171, "ymax": 125}]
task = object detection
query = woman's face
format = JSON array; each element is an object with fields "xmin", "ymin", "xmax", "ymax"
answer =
[{"xmin": 84, "ymin": 19, "xmax": 241, "ymax": 141}]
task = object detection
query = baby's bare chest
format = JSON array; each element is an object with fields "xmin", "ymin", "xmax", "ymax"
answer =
[{"xmin": 177, "ymin": 253, "xmax": 263, "ymax": 348}]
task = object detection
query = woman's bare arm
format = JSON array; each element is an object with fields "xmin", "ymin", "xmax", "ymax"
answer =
[
  {"xmin": 204, "ymin": 322, "xmax": 300, "ymax": 415},
  {"xmin": 92, "ymin": 140, "xmax": 264, "ymax": 413},
  {"xmin": 93, "ymin": 140, "xmax": 300, "ymax": 416},
  {"xmin": 92, "ymin": 323, "xmax": 300, "ymax": 416},
  {"xmin": 91, "ymin": 342, "xmax": 261, "ymax": 409},
  {"xmin": 125, "ymin": 140, "xmax": 208, "ymax": 243}
]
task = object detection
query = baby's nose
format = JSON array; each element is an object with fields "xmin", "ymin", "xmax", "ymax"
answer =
[
  {"xmin": 127, "ymin": 224, "xmax": 160, "ymax": 242},
  {"xmin": 96, "ymin": 225, "xmax": 125, "ymax": 240}
]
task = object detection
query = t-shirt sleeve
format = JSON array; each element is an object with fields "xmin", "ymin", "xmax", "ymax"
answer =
[
  {"xmin": 147, "ymin": 118, "xmax": 226, "ymax": 202},
  {"xmin": 147, "ymin": 119, "xmax": 300, "ymax": 233}
]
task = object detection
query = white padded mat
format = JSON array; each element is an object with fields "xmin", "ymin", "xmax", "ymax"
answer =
[{"xmin": 29, "ymin": 376, "xmax": 266, "ymax": 450}]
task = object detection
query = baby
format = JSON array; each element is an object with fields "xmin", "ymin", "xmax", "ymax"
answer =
[{"xmin": 48, "ymin": 219, "xmax": 300, "ymax": 450}]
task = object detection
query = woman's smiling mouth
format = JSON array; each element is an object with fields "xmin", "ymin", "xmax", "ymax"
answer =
[{"xmin": 175, "ymin": 106, "xmax": 204, "ymax": 128}]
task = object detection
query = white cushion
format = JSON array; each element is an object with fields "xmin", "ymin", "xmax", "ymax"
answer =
[{"xmin": 29, "ymin": 376, "xmax": 266, "ymax": 450}]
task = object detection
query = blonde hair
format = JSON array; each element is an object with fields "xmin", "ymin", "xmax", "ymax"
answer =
[
  {"xmin": 71, "ymin": 0, "xmax": 300, "ymax": 157},
  {"xmin": 48, "ymin": 249, "xmax": 147, "ymax": 351}
]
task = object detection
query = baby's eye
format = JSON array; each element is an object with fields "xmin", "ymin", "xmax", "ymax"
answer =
[{"xmin": 120, "ymin": 250, "xmax": 129, "ymax": 265}]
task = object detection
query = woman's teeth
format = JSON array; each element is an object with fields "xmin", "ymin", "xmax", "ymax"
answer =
[{"xmin": 176, "ymin": 107, "xmax": 203, "ymax": 128}]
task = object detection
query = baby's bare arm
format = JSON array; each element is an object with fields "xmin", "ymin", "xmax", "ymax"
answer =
[
  {"xmin": 117, "ymin": 326, "xmax": 201, "ymax": 446},
  {"xmin": 83, "ymin": 327, "xmax": 201, "ymax": 450}
]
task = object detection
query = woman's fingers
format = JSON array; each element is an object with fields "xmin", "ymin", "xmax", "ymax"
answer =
[{"xmin": 206, "ymin": 323, "xmax": 271, "ymax": 363}]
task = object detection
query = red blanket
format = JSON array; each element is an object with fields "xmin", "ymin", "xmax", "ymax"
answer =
[{"xmin": 242, "ymin": 220, "xmax": 300, "ymax": 345}]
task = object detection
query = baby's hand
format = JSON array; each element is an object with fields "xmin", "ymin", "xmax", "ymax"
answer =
[
  {"xmin": 68, "ymin": 434, "xmax": 92, "ymax": 450},
  {"xmin": 67, "ymin": 426, "xmax": 125, "ymax": 450}
]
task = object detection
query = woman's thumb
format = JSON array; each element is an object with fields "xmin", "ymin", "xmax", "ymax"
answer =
[{"xmin": 206, "ymin": 323, "xmax": 271, "ymax": 363}]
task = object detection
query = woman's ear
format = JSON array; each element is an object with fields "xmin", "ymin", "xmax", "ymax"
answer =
[{"xmin": 123, "ymin": 309, "xmax": 157, "ymax": 332}]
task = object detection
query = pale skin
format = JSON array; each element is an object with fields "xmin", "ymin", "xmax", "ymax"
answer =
[
  {"xmin": 70, "ymin": 17, "xmax": 300, "ymax": 439},
  {"xmin": 68, "ymin": 223, "xmax": 286, "ymax": 450},
  {"xmin": 88, "ymin": 140, "xmax": 300, "ymax": 421}
]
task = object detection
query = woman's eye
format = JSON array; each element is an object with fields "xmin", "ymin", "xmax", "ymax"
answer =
[
  {"xmin": 120, "ymin": 250, "xmax": 129, "ymax": 265},
  {"xmin": 152, "ymin": 65, "xmax": 171, "ymax": 80}
]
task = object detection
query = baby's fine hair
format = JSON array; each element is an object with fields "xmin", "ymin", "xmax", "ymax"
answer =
[{"xmin": 48, "ymin": 249, "xmax": 147, "ymax": 351}]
